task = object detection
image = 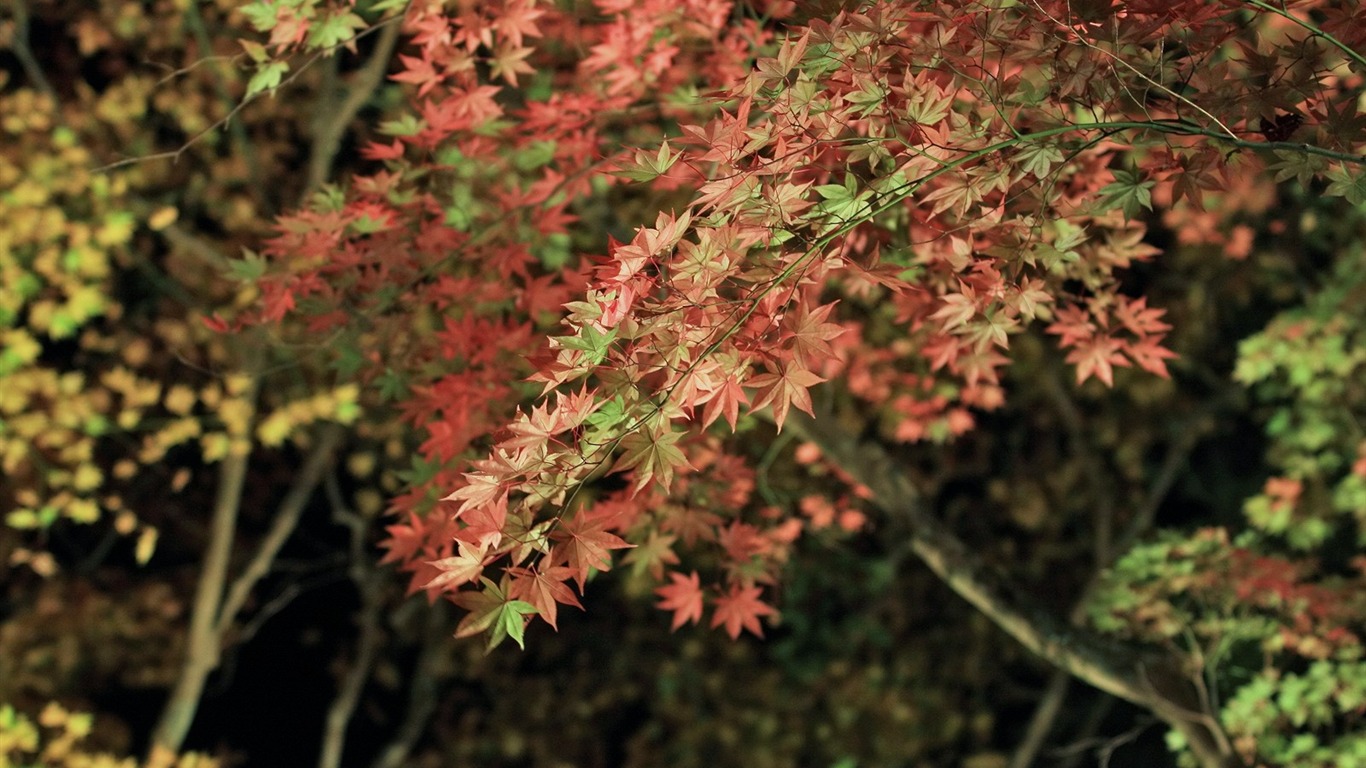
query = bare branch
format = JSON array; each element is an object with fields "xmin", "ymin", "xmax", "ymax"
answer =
[
  {"xmin": 1009, "ymin": 671, "xmax": 1070, "ymax": 768},
  {"xmin": 781, "ymin": 410, "xmax": 1240, "ymax": 768},
  {"xmin": 93, "ymin": 16, "xmax": 405, "ymax": 175},
  {"xmin": 158, "ymin": 222, "xmax": 234, "ymax": 270},
  {"xmin": 1011, "ymin": 378, "xmax": 1203, "ymax": 768},
  {"xmin": 370, "ymin": 603, "xmax": 449, "ymax": 768},
  {"xmin": 10, "ymin": 0, "xmax": 58, "ymax": 102},
  {"xmin": 151, "ymin": 349, "xmax": 264, "ymax": 755},
  {"xmin": 215, "ymin": 422, "xmax": 347, "ymax": 635},
  {"xmin": 318, "ymin": 473, "xmax": 389, "ymax": 768},
  {"xmin": 304, "ymin": 16, "xmax": 404, "ymax": 199},
  {"xmin": 151, "ymin": 404, "xmax": 345, "ymax": 756}
]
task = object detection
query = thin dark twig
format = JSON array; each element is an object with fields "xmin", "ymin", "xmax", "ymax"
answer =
[
  {"xmin": 319, "ymin": 473, "xmax": 389, "ymax": 768},
  {"xmin": 10, "ymin": 0, "xmax": 58, "ymax": 101}
]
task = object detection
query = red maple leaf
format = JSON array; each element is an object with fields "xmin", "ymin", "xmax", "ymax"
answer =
[
  {"xmin": 749, "ymin": 361, "xmax": 825, "ymax": 431},
  {"xmin": 507, "ymin": 565, "xmax": 583, "ymax": 630},
  {"xmin": 787, "ymin": 301, "xmax": 846, "ymax": 367},
  {"xmin": 1125, "ymin": 336, "xmax": 1179, "ymax": 378},
  {"xmin": 423, "ymin": 540, "xmax": 491, "ymax": 591},
  {"xmin": 654, "ymin": 570, "xmax": 704, "ymax": 630},
  {"xmin": 1066, "ymin": 335, "xmax": 1130, "ymax": 387},
  {"xmin": 710, "ymin": 583, "xmax": 777, "ymax": 639},
  {"xmin": 551, "ymin": 512, "xmax": 634, "ymax": 590}
]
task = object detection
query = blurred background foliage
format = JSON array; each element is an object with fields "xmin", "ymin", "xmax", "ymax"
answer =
[{"xmin": 1, "ymin": 1, "xmax": 1364, "ymax": 767}]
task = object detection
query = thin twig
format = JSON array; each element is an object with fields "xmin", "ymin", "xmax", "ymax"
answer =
[
  {"xmin": 10, "ymin": 0, "xmax": 58, "ymax": 101},
  {"xmin": 1241, "ymin": 0, "xmax": 1366, "ymax": 72},
  {"xmin": 1008, "ymin": 671, "xmax": 1071, "ymax": 768},
  {"xmin": 1010, "ymin": 380, "xmax": 1208, "ymax": 768},
  {"xmin": 214, "ymin": 422, "xmax": 347, "ymax": 635},
  {"xmin": 1055, "ymin": 697, "xmax": 1118, "ymax": 768},
  {"xmin": 151, "ymin": 347, "xmax": 265, "ymax": 755},
  {"xmin": 152, "ymin": 395, "xmax": 344, "ymax": 755},
  {"xmin": 304, "ymin": 16, "xmax": 404, "ymax": 199},
  {"xmin": 159, "ymin": 222, "xmax": 234, "ymax": 270},
  {"xmin": 182, "ymin": 0, "xmax": 266, "ymax": 208},
  {"xmin": 1027, "ymin": 0, "xmax": 1239, "ymax": 139},
  {"xmin": 1042, "ymin": 369, "xmax": 1115, "ymax": 567},
  {"xmin": 370, "ymin": 602, "xmax": 449, "ymax": 768},
  {"xmin": 318, "ymin": 473, "xmax": 389, "ymax": 768},
  {"xmin": 93, "ymin": 15, "xmax": 406, "ymax": 175}
]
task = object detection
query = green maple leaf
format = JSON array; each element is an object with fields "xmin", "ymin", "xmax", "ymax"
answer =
[
  {"xmin": 453, "ymin": 577, "xmax": 539, "ymax": 651},
  {"xmin": 1324, "ymin": 163, "xmax": 1366, "ymax": 206},
  {"xmin": 1016, "ymin": 142, "xmax": 1064, "ymax": 179},
  {"xmin": 553, "ymin": 325, "xmax": 617, "ymax": 367},
  {"xmin": 246, "ymin": 61, "xmax": 289, "ymax": 99},
  {"xmin": 613, "ymin": 427, "xmax": 689, "ymax": 491},
  {"xmin": 1098, "ymin": 168, "xmax": 1154, "ymax": 220},
  {"xmin": 306, "ymin": 11, "xmax": 366, "ymax": 50}
]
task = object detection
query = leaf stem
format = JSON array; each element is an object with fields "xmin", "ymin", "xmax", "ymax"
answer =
[{"xmin": 1241, "ymin": 0, "xmax": 1366, "ymax": 73}]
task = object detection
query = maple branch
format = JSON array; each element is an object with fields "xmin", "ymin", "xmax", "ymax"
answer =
[
  {"xmin": 214, "ymin": 422, "xmax": 346, "ymax": 636},
  {"xmin": 370, "ymin": 602, "xmax": 449, "ymax": 768},
  {"xmin": 1055, "ymin": 700, "xmax": 1120, "ymax": 768},
  {"xmin": 10, "ymin": 0, "xmax": 57, "ymax": 102},
  {"xmin": 1009, "ymin": 383, "xmax": 1206, "ymax": 768},
  {"xmin": 93, "ymin": 15, "xmax": 405, "ymax": 175},
  {"xmin": 674, "ymin": 120, "xmax": 1361, "ymax": 425},
  {"xmin": 1241, "ymin": 0, "xmax": 1366, "ymax": 73},
  {"xmin": 151, "ymin": 345, "xmax": 265, "ymax": 756},
  {"xmin": 1008, "ymin": 671, "xmax": 1071, "ymax": 768},
  {"xmin": 1027, "ymin": 0, "xmax": 1238, "ymax": 139},
  {"xmin": 158, "ymin": 221, "xmax": 233, "ymax": 271},
  {"xmin": 304, "ymin": 15, "xmax": 403, "ymax": 198},
  {"xmin": 151, "ymin": 409, "xmax": 344, "ymax": 755},
  {"xmin": 319, "ymin": 472, "xmax": 388, "ymax": 768},
  {"xmin": 1042, "ymin": 371, "xmax": 1116, "ymax": 566},
  {"xmin": 780, "ymin": 411, "xmax": 1239, "ymax": 768},
  {"xmin": 183, "ymin": 0, "xmax": 266, "ymax": 209}
]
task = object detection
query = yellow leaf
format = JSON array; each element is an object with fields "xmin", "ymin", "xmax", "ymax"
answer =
[
  {"xmin": 135, "ymin": 526, "xmax": 158, "ymax": 564},
  {"xmin": 256, "ymin": 411, "xmax": 293, "ymax": 447},
  {"xmin": 200, "ymin": 432, "xmax": 229, "ymax": 462},
  {"xmin": 94, "ymin": 211, "xmax": 135, "ymax": 247},
  {"xmin": 164, "ymin": 384, "xmax": 197, "ymax": 415},
  {"xmin": 67, "ymin": 497, "xmax": 100, "ymax": 523},
  {"xmin": 346, "ymin": 452, "xmax": 375, "ymax": 477},
  {"xmin": 72, "ymin": 463, "xmax": 103, "ymax": 492},
  {"xmin": 148, "ymin": 206, "xmax": 179, "ymax": 231},
  {"xmin": 65, "ymin": 712, "xmax": 92, "ymax": 738},
  {"xmin": 6, "ymin": 509, "xmax": 39, "ymax": 528},
  {"xmin": 224, "ymin": 373, "xmax": 254, "ymax": 396},
  {"xmin": 39, "ymin": 702, "xmax": 69, "ymax": 727},
  {"xmin": 114, "ymin": 510, "xmax": 137, "ymax": 534},
  {"xmin": 218, "ymin": 397, "xmax": 252, "ymax": 436}
]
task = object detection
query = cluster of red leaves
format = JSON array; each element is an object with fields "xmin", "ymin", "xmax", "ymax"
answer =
[
  {"xmin": 1097, "ymin": 530, "xmax": 1366, "ymax": 660},
  {"xmin": 1226, "ymin": 549, "xmax": 1366, "ymax": 659},
  {"xmin": 245, "ymin": 0, "xmax": 1366, "ymax": 645}
]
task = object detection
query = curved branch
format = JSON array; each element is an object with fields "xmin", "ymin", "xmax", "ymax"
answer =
[
  {"xmin": 318, "ymin": 473, "xmax": 389, "ymax": 768},
  {"xmin": 151, "ymin": 412, "xmax": 344, "ymax": 756},
  {"xmin": 782, "ymin": 411, "xmax": 1240, "ymax": 768},
  {"xmin": 215, "ymin": 422, "xmax": 347, "ymax": 634},
  {"xmin": 151, "ymin": 349, "xmax": 264, "ymax": 756},
  {"xmin": 304, "ymin": 16, "xmax": 404, "ymax": 198},
  {"xmin": 10, "ymin": 0, "xmax": 57, "ymax": 101}
]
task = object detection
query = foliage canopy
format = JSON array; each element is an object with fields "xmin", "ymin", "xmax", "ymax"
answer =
[{"xmin": 2, "ymin": 0, "xmax": 1366, "ymax": 766}]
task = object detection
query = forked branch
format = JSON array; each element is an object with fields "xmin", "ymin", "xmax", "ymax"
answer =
[{"xmin": 783, "ymin": 412, "xmax": 1240, "ymax": 768}]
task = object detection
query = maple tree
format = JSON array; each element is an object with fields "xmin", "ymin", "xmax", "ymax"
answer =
[
  {"xmin": 221, "ymin": 0, "xmax": 1366, "ymax": 764},
  {"xmin": 5, "ymin": 0, "xmax": 1366, "ymax": 765}
]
